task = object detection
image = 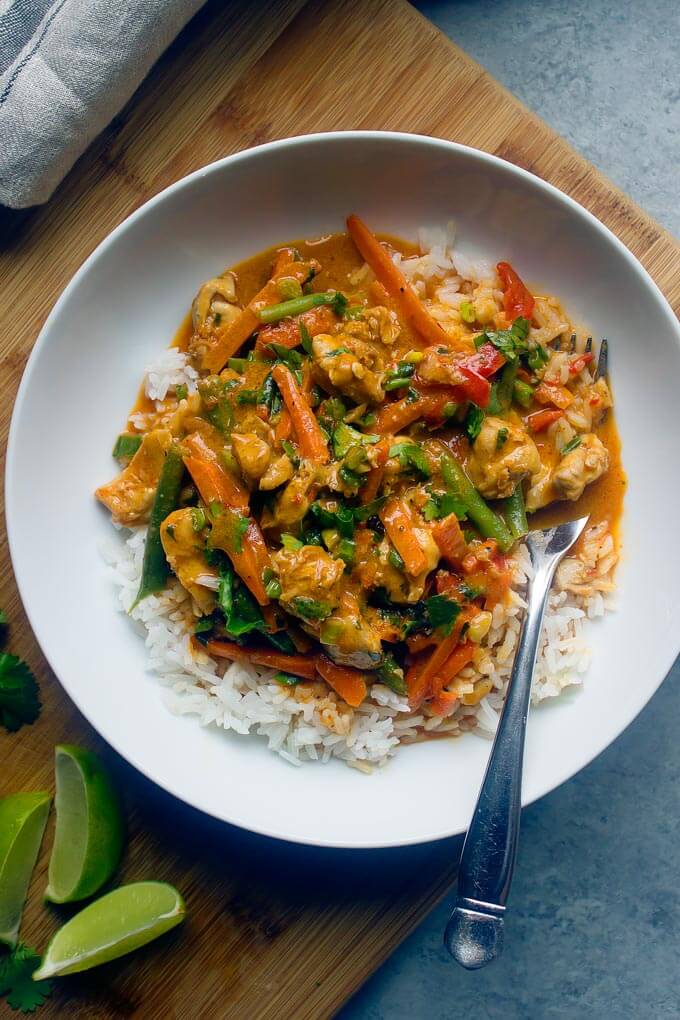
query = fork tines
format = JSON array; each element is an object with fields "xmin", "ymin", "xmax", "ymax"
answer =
[{"xmin": 551, "ymin": 332, "xmax": 608, "ymax": 378}]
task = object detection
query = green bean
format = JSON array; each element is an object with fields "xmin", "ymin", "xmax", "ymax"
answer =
[
  {"xmin": 258, "ymin": 291, "xmax": 346, "ymax": 324},
  {"xmin": 441, "ymin": 453, "xmax": 513, "ymax": 552},
  {"xmin": 502, "ymin": 483, "xmax": 529, "ymax": 541},
  {"xmin": 513, "ymin": 379, "xmax": 534, "ymax": 409},
  {"xmin": 133, "ymin": 445, "xmax": 185, "ymax": 606}
]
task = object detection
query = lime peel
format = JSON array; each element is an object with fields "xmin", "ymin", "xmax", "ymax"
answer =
[
  {"xmin": 0, "ymin": 791, "xmax": 51, "ymax": 948},
  {"xmin": 32, "ymin": 882, "xmax": 185, "ymax": 980}
]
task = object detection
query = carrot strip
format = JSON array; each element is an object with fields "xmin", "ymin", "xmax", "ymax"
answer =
[
  {"xmin": 208, "ymin": 509, "xmax": 271, "ymax": 606},
  {"xmin": 182, "ymin": 433, "xmax": 249, "ymax": 509},
  {"xmin": 433, "ymin": 513, "xmax": 467, "ymax": 566},
  {"xmin": 534, "ymin": 382, "xmax": 573, "ymax": 409},
  {"xmin": 255, "ymin": 306, "xmax": 337, "ymax": 356},
  {"xmin": 406, "ymin": 609, "xmax": 473, "ymax": 707},
  {"xmin": 271, "ymin": 364, "xmax": 329, "ymax": 464},
  {"xmin": 315, "ymin": 655, "xmax": 368, "ymax": 708},
  {"xmin": 433, "ymin": 641, "xmax": 475, "ymax": 687},
  {"xmin": 202, "ymin": 257, "xmax": 319, "ymax": 373},
  {"xmin": 380, "ymin": 498, "xmax": 428, "ymax": 576},
  {"xmin": 430, "ymin": 690, "xmax": 459, "ymax": 717},
  {"xmin": 373, "ymin": 388, "xmax": 455, "ymax": 435},
  {"xmin": 205, "ymin": 640, "xmax": 317, "ymax": 680},
  {"xmin": 347, "ymin": 214, "xmax": 448, "ymax": 347}
]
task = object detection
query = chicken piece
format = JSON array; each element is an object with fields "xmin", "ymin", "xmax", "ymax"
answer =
[
  {"xmin": 231, "ymin": 433, "xmax": 271, "ymax": 481},
  {"xmin": 312, "ymin": 333, "xmax": 385, "ymax": 404},
  {"xmin": 553, "ymin": 434, "xmax": 609, "ymax": 501},
  {"xmin": 343, "ymin": 306, "xmax": 400, "ymax": 346},
  {"xmin": 265, "ymin": 463, "xmax": 318, "ymax": 528},
  {"xmin": 556, "ymin": 521, "xmax": 617, "ymax": 596},
  {"xmin": 191, "ymin": 272, "xmax": 239, "ymax": 331},
  {"xmin": 160, "ymin": 508, "xmax": 217, "ymax": 614},
  {"xmin": 416, "ymin": 345, "xmax": 466, "ymax": 387},
  {"xmin": 370, "ymin": 535, "xmax": 437, "ymax": 604},
  {"xmin": 259, "ymin": 453, "xmax": 294, "ymax": 491},
  {"xmin": 271, "ymin": 545, "xmax": 344, "ymax": 621},
  {"xmin": 320, "ymin": 591, "xmax": 384, "ymax": 669},
  {"xmin": 468, "ymin": 417, "xmax": 541, "ymax": 500},
  {"xmin": 96, "ymin": 428, "xmax": 172, "ymax": 525}
]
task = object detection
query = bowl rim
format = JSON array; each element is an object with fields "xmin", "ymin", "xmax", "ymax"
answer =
[{"xmin": 7, "ymin": 130, "xmax": 680, "ymax": 849}]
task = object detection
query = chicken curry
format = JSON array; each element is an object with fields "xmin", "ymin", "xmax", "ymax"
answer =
[{"xmin": 96, "ymin": 216, "xmax": 623, "ymax": 715}]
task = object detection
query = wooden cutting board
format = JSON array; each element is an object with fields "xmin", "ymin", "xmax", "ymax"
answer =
[{"xmin": 1, "ymin": 0, "xmax": 678, "ymax": 1016}]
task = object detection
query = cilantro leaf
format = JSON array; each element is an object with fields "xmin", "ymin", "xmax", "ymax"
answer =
[
  {"xmin": 425, "ymin": 595, "xmax": 461, "ymax": 635},
  {"xmin": 481, "ymin": 317, "xmax": 531, "ymax": 364},
  {"xmin": 388, "ymin": 442, "xmax": 431, "ymax": 479},
  {"xmin": 0, "ymin": 944, "xmax": 52, "ymax": 1013},
  {"xmin": 0, "ymin": 655, "xmax": 40, "ymax": 733},
  {"xmin": 423, "ymin": 492, "xmax": 467, "ymax": 522},
  {"xmin": 299, "ymin": 323, "xmax": 313, "ymax": 355},
  {"xmin": 265, "ymin": 343, "xmax": 304, "ymax": 372},
  {"xmin": 464, "ymin": 404, "xmax": 485, "ymax": 442}
]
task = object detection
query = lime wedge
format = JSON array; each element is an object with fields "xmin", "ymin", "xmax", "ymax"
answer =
[
  {"xmin": 45, "ymin": 745, "xmax": 124, "ymax": 904},
  {"xmin": 32, "ymin": 881, "xmax": 185, "ymax": 980},
  {"xmin": 0, "ymin": 791, "xmax": 51, "ymax": 947}
]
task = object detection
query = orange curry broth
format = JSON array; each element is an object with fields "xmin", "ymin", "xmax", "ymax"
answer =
[{"xmin": 130, "ymin": 231, "xmax": 625, "ymax": 555}]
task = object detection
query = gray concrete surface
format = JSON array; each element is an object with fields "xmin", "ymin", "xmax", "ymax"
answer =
[{"xmin": 340, "ymin": 2, "xmax": 680, "ymax": 1017}]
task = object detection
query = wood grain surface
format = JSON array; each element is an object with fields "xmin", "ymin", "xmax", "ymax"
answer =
[{"xmin": 0, "ymin": 0, "xmax": 678, "ymax": 1017}]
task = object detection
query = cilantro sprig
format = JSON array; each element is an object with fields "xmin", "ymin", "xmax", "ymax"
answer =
[
  {"xmin": 0, "ymin": 654, "xmax": 40, "ymax": 733},
  {"xmin": 0, "ymin": 943, "xmax": 52, "ymax": 1013}
]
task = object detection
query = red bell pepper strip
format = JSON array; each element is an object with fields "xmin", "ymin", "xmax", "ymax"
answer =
[
  {"xmin": 497, "ymin": 261, "xmax": 535, "ymax": 320},
  {"xmin": 526, "ymin": 408, "xmax": 564, "ymax": 433}
]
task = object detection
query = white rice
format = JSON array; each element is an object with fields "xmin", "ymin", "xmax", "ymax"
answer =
[
  {"xmin": 104, "ymin": 227, "xmax": 618, "ymax": 770},
  {"xmin": 143, "ymin": 348, "xmax": 199, "ymax": 403},
  {"xmin": 104, "ymin": 522, "xmax": 616, "ymax": 769}
]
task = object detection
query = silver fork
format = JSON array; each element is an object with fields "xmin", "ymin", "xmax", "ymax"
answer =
[
  {"xmin": 552, "ymin": 332, "xmax": 608, "ymax": 379},
  {"xmin": 444, "ymin": 516, "xmax": 589, "ymax": 969}
]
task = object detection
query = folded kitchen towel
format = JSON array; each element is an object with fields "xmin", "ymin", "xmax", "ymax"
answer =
[{"xmin": 0, "ymin": 0, "xmax": 205, "ymax": 209}]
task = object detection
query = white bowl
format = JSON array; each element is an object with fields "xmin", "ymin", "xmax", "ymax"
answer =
[{"xmin": 7, "ymin": 132, "xmax": 680, "ymax": 848}]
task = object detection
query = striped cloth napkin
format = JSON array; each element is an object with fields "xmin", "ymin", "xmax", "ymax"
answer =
[{"xmin": 0, "ymin": 0, "xmax": 205, "ymax": 209}]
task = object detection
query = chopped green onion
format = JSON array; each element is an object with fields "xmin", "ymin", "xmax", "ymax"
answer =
[
  {"xmin": 274, "ymin": 671, "xmax": 304, "ymax": 686},
  {"xmin": 265, "ymin": 576, "xmax": 282, "ymax": 599},
  {"xmin": 561, "ymin": 435, "xmax": 582, "ymax": 456},
  {"xmin": 227, "ymin": 357, "xmax": 250, "ymax": 372},
  {"xmin": 513, "ymin": 379, "xmax": 534, "ymax": 408},
  {"xmin": 336, "ymin": 538, "xmax": 356, "ymax": 566},
  {"xmin": 384, "ymin": 376, "xmax": 413, "ymax": 391},
  {"xmin": 281, "ymin": 440, "xmax": 300, "ymax": 466},
  {"xmin": 277, "ymin": 277, "xmax": 303, "ymax": 301},
  {"xmin": 388, "ymin": 548, "xmax": 405, "ymax": 571},
  {"xmin": 112, "ymin": 434, "xmax": 142, "ymax": 459},
  {"xmin": 460, "ymin": 300, "xmax": 476, "ymax": 323},
  {"xmin": 190, "ymin": 507, "xmax": 206, "ymax": 532},
  {"xmin": 281, "ymin": 533, "xmax": 303, "ymax": 551}
]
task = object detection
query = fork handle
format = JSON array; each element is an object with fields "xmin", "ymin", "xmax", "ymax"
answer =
[{"xmin": 444, "ymin": 555, "xmax": 559, "ymax": 969}]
